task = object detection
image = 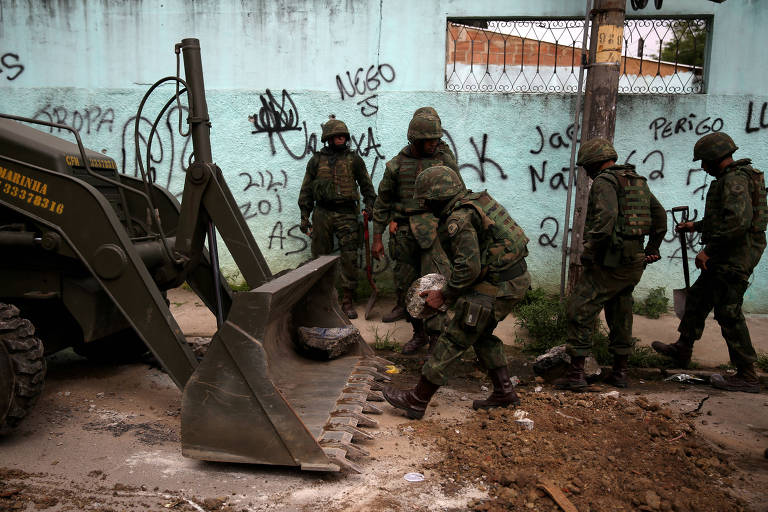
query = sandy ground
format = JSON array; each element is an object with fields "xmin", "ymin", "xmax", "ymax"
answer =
[{"xmin": 0, "ymin": 287, "xmax": 766, "ymax": 511}]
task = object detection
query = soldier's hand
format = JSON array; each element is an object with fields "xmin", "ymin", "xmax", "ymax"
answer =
[
  {"xmin": 420, "ymin": 289, "xmax": 445, "ymax": 310},
  {"xmin": 362, "ymin": 208, "xmax": 372, "ymax": 221},
  {"xmin": 694, "ymin": 250, "xmax": 709, "ymax": 270},
  {"xmin": 300, "ymin": 217, "xmax": 312, "ymax": 235},
  {"xmin": 675, "ymin": 221, "xmax": 695, "ymax": 233},
  {"xmin": 644, "ymin": 249, "xmax": 661, "ymax": 264},
  {"xmin": 372, "ymin": 233, "xmax": 385, "ymax": 260},
  {"xmin": 389, "ymin": 221, "xmax": 398, "ymax": 235}
]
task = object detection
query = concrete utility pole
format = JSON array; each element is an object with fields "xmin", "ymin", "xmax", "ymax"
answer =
[{"xmin": 566, "ymin": 0, "xmax": 626, "ymax": 293}]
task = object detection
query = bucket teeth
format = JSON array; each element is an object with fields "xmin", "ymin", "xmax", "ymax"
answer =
[
  {"xmin": 348, "ymin": 374, "xmax": 384, "ymax": 391},
  {"xmin": 344, "ymin": 385, "xmax": 385, "ymax": 402},
  {"xmin": 359, "ymin": 356, "xmax": 393, "ymax": 371},
  {"xmin": 326, "ymin": 418, "xmax": 375, "ymax": 441},
  {"xmin": 319, "ymin": 431, "xmax": 370, "ymax": 460},
  {"xmin": 331, "ymin": 407, "xmax": 378, "ymax": 428},
  {"xmin": 353, "ymin": 366, "xmax": 391, "ymax": 382},
  {"xmin": 322, "ymin": 447, "xmax": 363, "ymax": 474}
]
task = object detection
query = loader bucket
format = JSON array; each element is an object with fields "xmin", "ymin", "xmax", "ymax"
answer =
[{"xmin": 181, "ymin": 256, "xmax": 390, "ymax": 472}]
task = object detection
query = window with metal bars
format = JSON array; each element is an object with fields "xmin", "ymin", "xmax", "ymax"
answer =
[{"xmin": 445, "ymin": 17, "xmax": 711, "ymax": 94}]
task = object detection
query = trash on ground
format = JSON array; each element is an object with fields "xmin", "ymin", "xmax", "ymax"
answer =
[
  {"xmin": 384, "ymin": 365, "xmax": 400, "ymax": 374},
  {"xmin": 664, "ymin": 373, "xmax": 705, "ymax": 383},
  {"xmin": 296, "ymin": 326, "xmax": 363, "ymax": 359},
  {"xmin": 480, "ymin": 385, "xmax": 489, "ymax": 392},
  {"xmin": 510, "ymin": 375, "xmax": 520, "ymax": 387},
  {"xmin": 515, "ymin": 418, "xmax": 534, "ymax": 430},
  {"xmin": 534, "ymin": 386, "xmax": 543, "ymax": 392},
  {"xmin": 600, "ymin": 390, "xmax": 620, "ymax": 398},
  {"xmin": 404, "ymin": 472, "xmax": 425, "ymax": 482},
  {"xmin": 555, "ymin": 410, "xmax": 583, "ymax": 423},
  {"xmin": 512, "ymin": 410, "xmax": 529, "ymax": 420}
]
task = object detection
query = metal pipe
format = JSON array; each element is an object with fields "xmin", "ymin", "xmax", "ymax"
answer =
[
  {"xmin": 178, "ymin": 38, "xmax": 213, "ymax": 164},
  {"xmin": 560, "ymin": 0, "xmax": 593, "ymax": 299}
]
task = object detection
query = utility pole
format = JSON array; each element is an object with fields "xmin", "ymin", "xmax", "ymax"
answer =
[{"xmin": 566, "ymin": 0, "xmax": 626, "ymax": 293}]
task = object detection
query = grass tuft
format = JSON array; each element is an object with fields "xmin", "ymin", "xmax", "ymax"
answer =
[
  {"xmin": 633, "ymin": 287, "xmax": 670, "ymax": 319},
  {"xmin": 371, "ymin": 326, "xmax": 401, "ymax": 353}
]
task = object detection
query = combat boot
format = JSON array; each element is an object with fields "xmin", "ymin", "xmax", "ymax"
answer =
[
  {"xmin": 401, "ymin": 319, "xmax": 428, "ymax": 355},
  {"xmin": 651, "ymin": 337, "xmax": 693, "ymax": 368},
  {"xmin": 710, "ymin": 364, "xmax": 760, "ymax": 393},
  {"xmin": 473, "ymin": 366, "xmax": 520, "ymax": 410},
  {"xmin": 341, "ymin": 289, "xmax": 358, "ymax": 319},
  {"xmin": 383, "ymin": 376, "xmax": 440, "ymax": 419},
  {"xmin": 605, "ymin": 354, "xmax": 629, "ymax": 388},
  {"xmin": 382, "ymin": 303, "xmax": 406, "ymax": 323},
  {"xmin": 554, "ymin": 356, "xmax": 588, "ymax": 390}
]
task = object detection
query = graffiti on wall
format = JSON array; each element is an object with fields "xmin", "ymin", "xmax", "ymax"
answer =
[
  {"xmin": 0, "ymin": 52, "xmax": 24, "ymax": 81},
  {"xmin": 335, "ymin": 64, "xmax": 396, "ymax": 117},
  {"xmin": 33, "ymin": 104, "xmax": 115, "ymax": 134}
]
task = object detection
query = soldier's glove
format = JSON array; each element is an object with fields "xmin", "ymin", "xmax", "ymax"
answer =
[{"xmin": 300, "ymin": 217, "xmax": 312, "ymax": 234}]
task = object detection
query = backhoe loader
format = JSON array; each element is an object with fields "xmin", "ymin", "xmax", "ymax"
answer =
[{"xmin": 0, "ymin": 38, "xmax": 388, "ymax": 472}]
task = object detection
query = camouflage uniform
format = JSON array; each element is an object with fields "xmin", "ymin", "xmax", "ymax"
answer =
[
  {"xmin": 383, "ymin": 166, "xmax": 527, "ymax": 419},
  {"xmin": 567, "ymin": 163, "xmax": 667, "ymax": 357},
  {"xmin": 372, "ymin": 115, "xmax": 459, "ymax": 309},
  {"xmin": 298, "ymin": 119, "xmax": 376, "ymax": 307},
  {"xmin": 559, "ymin": 139, "xmax": 666, "ymax": 390},
  {"xmin": 660, "ymin": 134, "xmax": 766, "ymax": 391}
]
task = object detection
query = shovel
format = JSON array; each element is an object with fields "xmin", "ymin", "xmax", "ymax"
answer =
[
  {"xmin": 362, "ymin": 210, "xmax": 378, "ymax": 319},
  {"xmin": 671, "ymin": 206, "xmax": 691, "ymax": 319}
]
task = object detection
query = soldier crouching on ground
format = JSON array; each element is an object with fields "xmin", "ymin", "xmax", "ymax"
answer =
[
  {"xmin": 652, "ymin": 132, "xmax": 767, "ymax": 393},
  {"xmin": 298, "ymin": 116, "xmax": 376, "ymax": 319},
  {"xmin": 383, "ymin": 165, "xmax": 530, "ymax": 419},
  {"xmin": 556, "ymin": 138, "xmax": 666, "ymax": 391},
  {"xmin": 371, "ymin": 109, "xmax": 461, "ymax": 354}
]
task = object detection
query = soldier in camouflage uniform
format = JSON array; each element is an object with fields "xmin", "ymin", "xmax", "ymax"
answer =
[
  {"xmin": 371, "ymin": 109, "xmax": 460, "ymax": 354},
  {"xmin": 652, "ymin": 132, "xmax": 767, "ymax": 393},
  {"xmin": 557, "ymin": 138, "xmax": 667, "ymax": 390},
  {"xmin": 298, "ymin": 117, "xmax": 376, "ymax": 319},
  {"xmin": 383, "ymin": 166, "xmax": 530, "ymax": 419}
]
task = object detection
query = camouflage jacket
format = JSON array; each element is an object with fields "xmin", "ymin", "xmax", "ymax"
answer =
[
  {"xmin": 582, "ymin": 164, "xmax": 666, "ymax": 264},
  {"xmin": 439, "ymin": 190, "xmax": 528, "ymax": 300},
  {"xmin": 693, "ymin": 159, "xmax": 767, "ymax": 277},
  {"xmin": 298, "ymin": 147, "xmax": 376, "ymax": 218},
  {"xmin": 372, "ymin": 141, "xmax": 459, "ymax": 235}
]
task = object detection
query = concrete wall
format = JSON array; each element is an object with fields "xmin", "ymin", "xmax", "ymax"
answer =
[{"xmin": 2, "ymin": 0, "xmax": 768, "ymax": 310}]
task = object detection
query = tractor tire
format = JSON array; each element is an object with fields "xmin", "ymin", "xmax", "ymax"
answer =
[{"xmin": 0, "ymin": 303, "xmax": 46, "ymax": 434}]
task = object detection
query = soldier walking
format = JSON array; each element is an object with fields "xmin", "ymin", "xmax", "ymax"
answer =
[
  {"xmin": 652, "ymin": 132, "xmax": 766, "ymax": 393},
  {"xmin": 383, "ymin": 166, "xmax": 530, "ymax": 419},
  {"xmin": 298, "ymin": 117, "xmax": 376, "ymax": 319},
  {"xmin": 371, "ymin": 109, "xmax": 460, "ymax": 354},
  {"xmin": 557, "ymin": 139, "xmax": 666, "ymax": 390}
]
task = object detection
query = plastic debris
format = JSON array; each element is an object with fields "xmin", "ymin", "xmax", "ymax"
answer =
[
  {"xmin": 600, "ymin": 390, "xmax": 620, "ymax": 398},
  {"xmin": 404, "ymin": 472, "xmax": 425, "ymax": 482},
  {"xmin": 512, "ymin": 410, "xmax": 529, "ymax": 420},
  {"xmin": 509, "ymin": 375, "xmax": 520, "ymax": 387},
  {"xmin": 515, "ymin": 418, "xmax": 534, "ymax": 430},
  {"xmin": 534, "ymin": 386, "xmax": 543, "ymax": 393},
  {"xmin": 406, "ymin": 273, "xmax": 449, "ymax": 319},
  {"xmin": 664, "ymin": 373, "xmax": 705, "ymax": 383},
  {"xmin": 480, "ymin": 385, "xmax": 489, "ymax": 392},
  {"xmin": 384, "ymin": 365, "xmax": 400, "ymax": 374}
]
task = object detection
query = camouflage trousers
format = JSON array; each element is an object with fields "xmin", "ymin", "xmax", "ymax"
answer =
[
  {"xmin": 566, "ymin": 258, "xmax": 645, "ymax": 357},
  {"xmin": 678, "ymin": 267, "xmax": 757, "ymax": 367},
  {"xmin": 311, "ymin": 206, "xmax": 360, "ymax": 290},
  {"xmin": 423, "ymin": 271, "xmax": 531, "ymax": 386},
  {"xmin": 388, "ymin": 223, "xmax": 422, "ymax": 304}
]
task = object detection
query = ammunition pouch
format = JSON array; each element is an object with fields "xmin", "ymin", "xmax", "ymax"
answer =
[
  {"xmin": 455, "ymin": 292, "xmax": 494, "ymax": 332},
  {"xmin": 486, "ymin": 259, "xmax": 527, "ymax": 285}
]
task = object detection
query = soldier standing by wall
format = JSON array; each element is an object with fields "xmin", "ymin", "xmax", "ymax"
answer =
[
  {"xmin": 298, "ymin": 117, "xmax": 376, "ymax": 319},
  {"xmin": 557, "ymin": 138, "xmax": 667, "ymax": 390},
  {"xmin": 371, "ymin": 109, "xmax": 460, "ymax": 354},
  {"xmin": 652, "ymin": 132, "xmax": 767, "ymax": 393},
  {"xmin": 383, "ymin": 166, "xmax": 530, "ymax": 419}
]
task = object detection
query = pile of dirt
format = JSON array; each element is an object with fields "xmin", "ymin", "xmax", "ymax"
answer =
[{"xmin": 410, "ymin": 389, "xmax": 746, "ymax": 512}]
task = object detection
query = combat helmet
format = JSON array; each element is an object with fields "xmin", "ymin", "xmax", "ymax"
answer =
[
  {"xmin": 693, "ymin": 132, "xmax": 738, "ymax": 162},
  {"xmin": 321, "ymin": 116, "xmax": 350, "ymax": 143},
  {"xmin": 407, "ymin": 113, "xmax": 443, "ymax": 143},
  {"xmin": 413, "ymin": 106, "xmax": 440, "ymax": 120},
  {"xmin": 576, "ymin": 138, "xmax": 618, "ymax": 167},
  {"xmin": 415, "ymin": 165, "xmax": 466, "ymax": 201}
]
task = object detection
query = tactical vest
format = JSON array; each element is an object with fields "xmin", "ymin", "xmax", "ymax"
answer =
[
  {"xmin": 740, "ymin": 160, "xmax": 768, "ymax": 233},
  {"xmin": 457, "ymin": 191, "xmax": 529, "ymax": 269},
  {"xmin": 313, "ymin": 151, "xmax": 358, "ymax": 202},
  {"xmin": 394, "ymin": 148, "xmax": 455, "ymax": 215},
  {"xmin": 600, "ymin": 166, "xmax": 652, "ymax": 237}
]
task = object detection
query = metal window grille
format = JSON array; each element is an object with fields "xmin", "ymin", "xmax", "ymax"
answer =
[{"xmin": 445, "ymin": 17, "xmax": 710, "ymax": 94}]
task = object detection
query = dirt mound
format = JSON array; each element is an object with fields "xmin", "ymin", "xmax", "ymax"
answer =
[{"xmin": 412, "ymin": 389, "xmax": 746, "ymax": 512}]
